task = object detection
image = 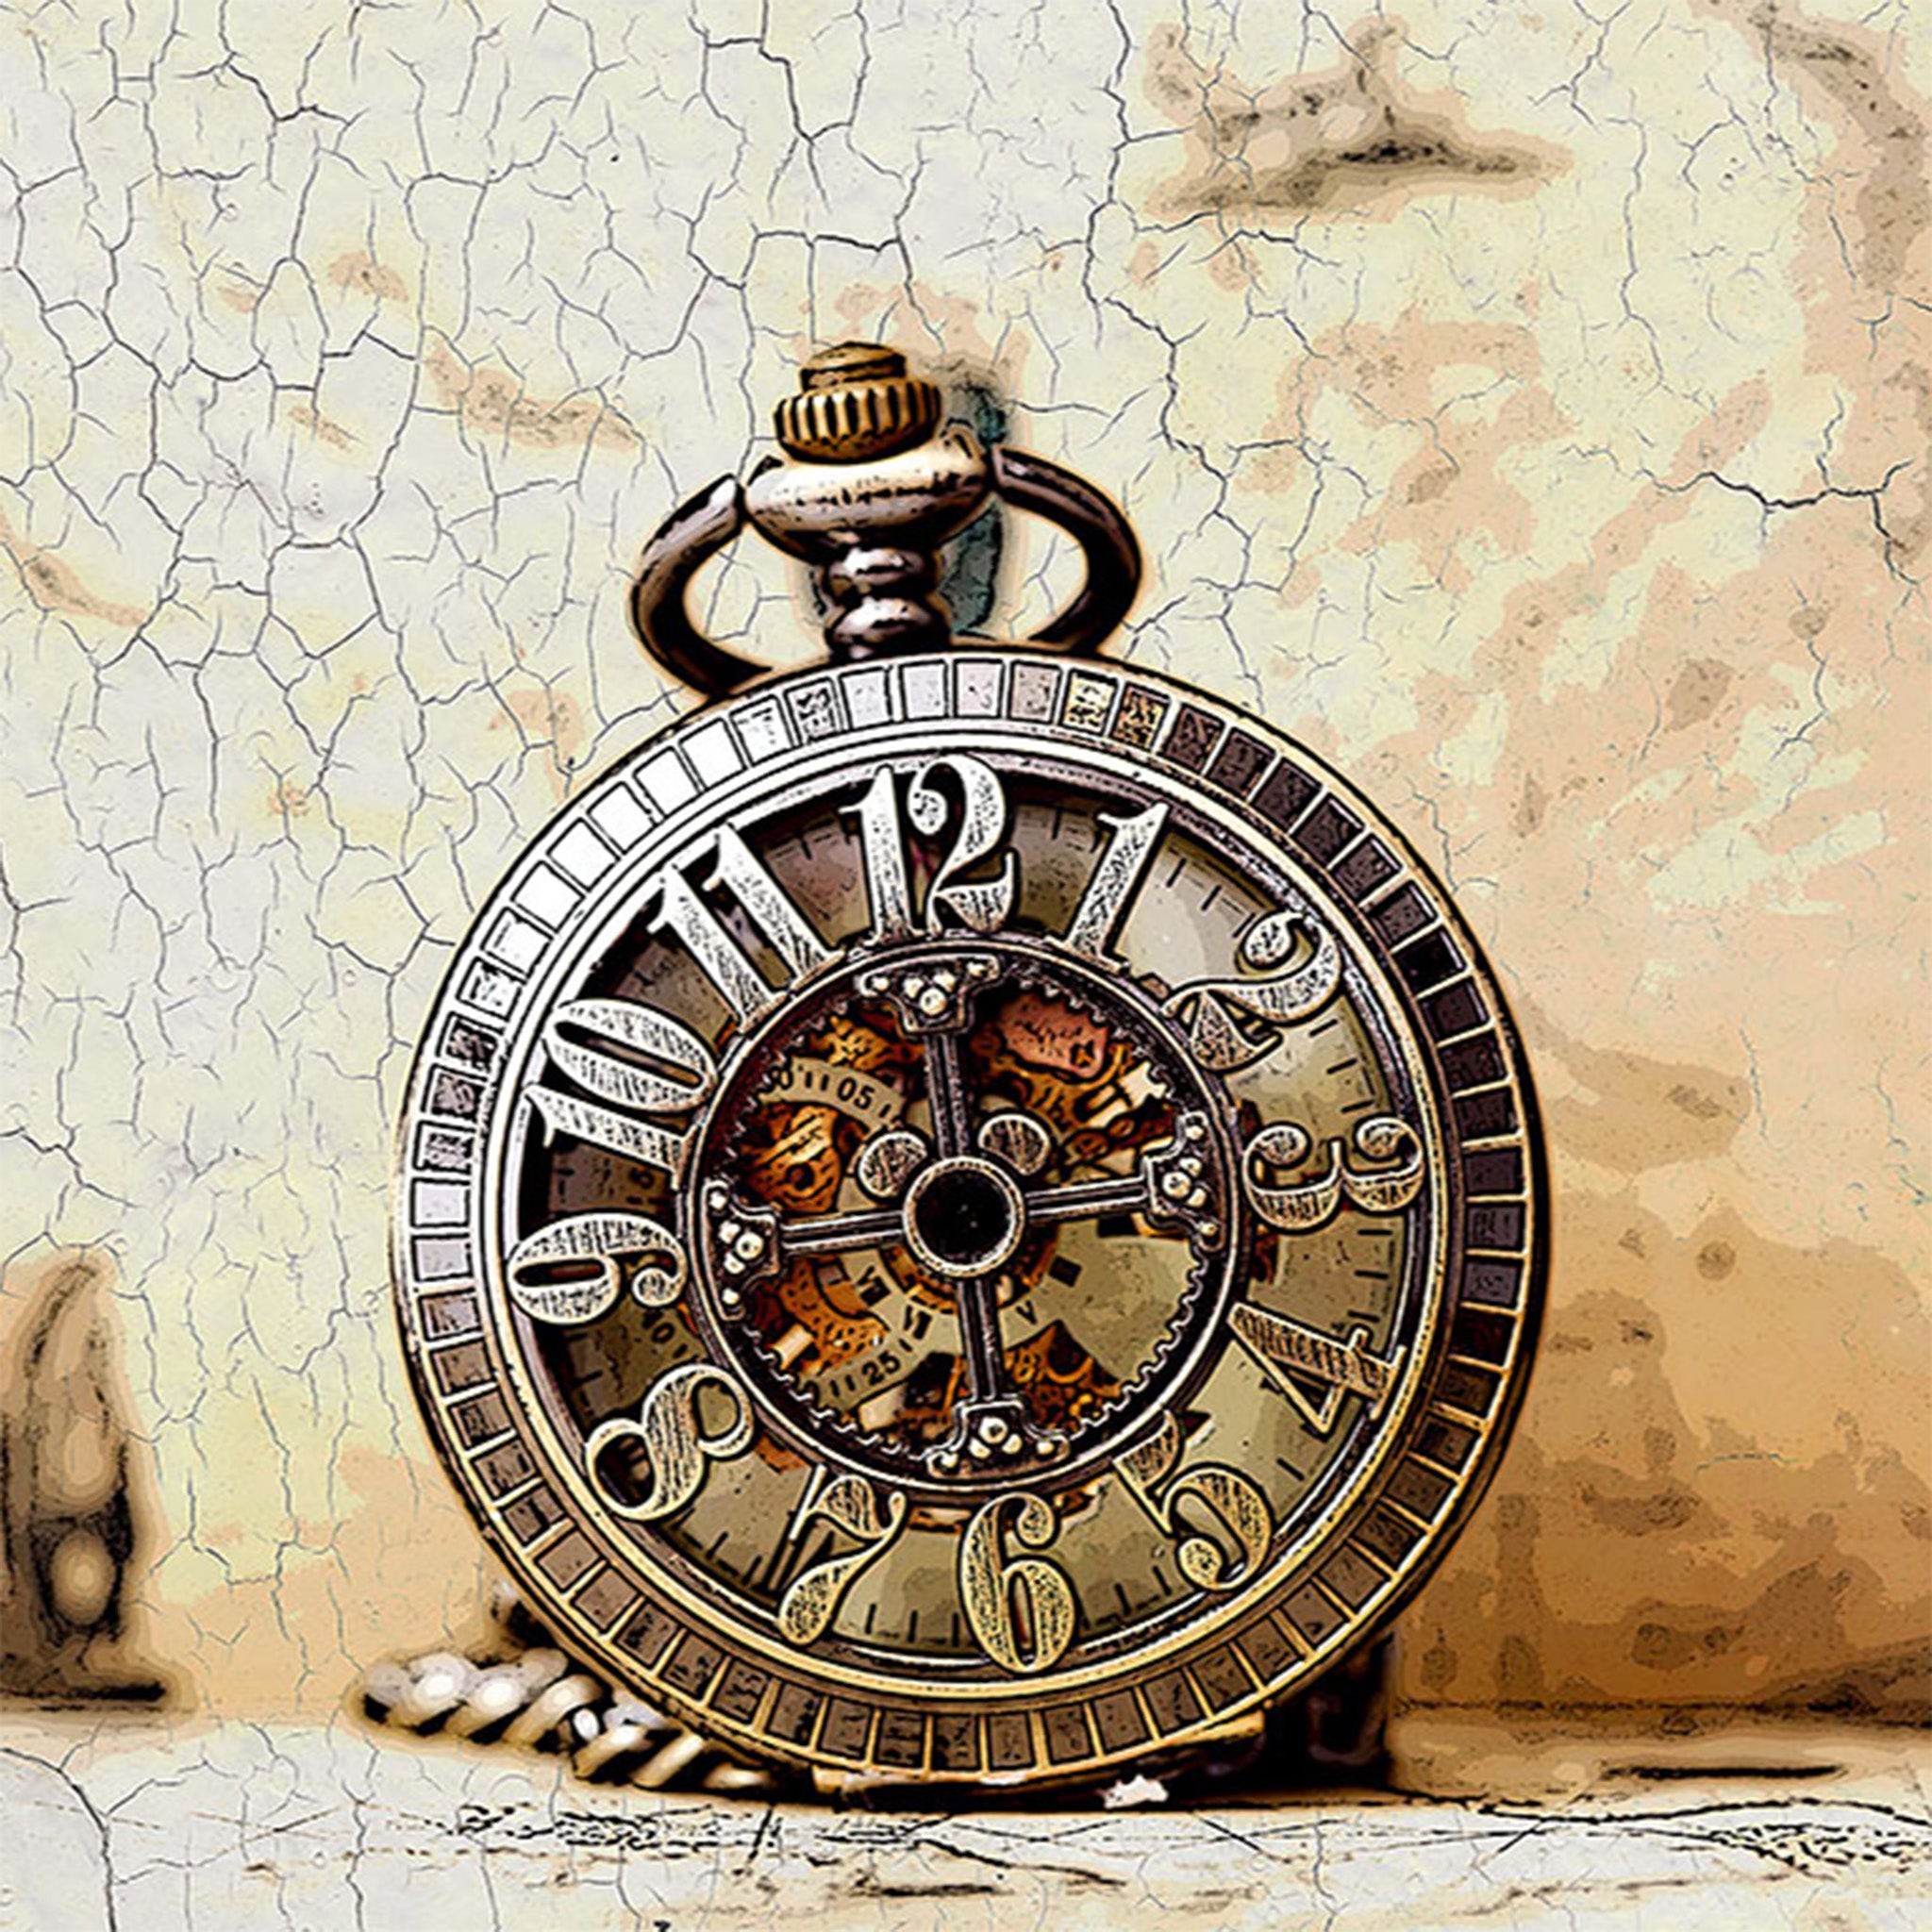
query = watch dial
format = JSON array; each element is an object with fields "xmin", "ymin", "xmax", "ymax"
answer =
[{"xmin": 394, "ymin": 650, "xmax": 1543, "ymax": 1785}]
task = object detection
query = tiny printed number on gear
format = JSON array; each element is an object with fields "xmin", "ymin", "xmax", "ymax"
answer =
[{"xmin": 392, "ymin": 645, "xmax": 1545, "ymax": 1790}]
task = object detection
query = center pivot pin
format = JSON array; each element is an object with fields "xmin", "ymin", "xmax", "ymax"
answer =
[{"xmin": 902, "ymin": 1158, "xmax": 1026, "ymax": 1281}]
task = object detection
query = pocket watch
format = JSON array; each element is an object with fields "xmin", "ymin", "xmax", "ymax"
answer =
[{"xmin": 391, "ymin": 343, "xmax": 1546, "ymax": 1790}]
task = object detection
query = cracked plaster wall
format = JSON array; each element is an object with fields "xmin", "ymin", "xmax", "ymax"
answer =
[{"xmin": 0, "ymin": 0, "xmax": 1924, "ymax": 1723}]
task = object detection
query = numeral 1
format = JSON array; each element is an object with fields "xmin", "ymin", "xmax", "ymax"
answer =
[
  {"xmin": 847, "ymin": 769, "xmax": 914, "ymax": 941},
  {"xmin": 1064, "ymin": 803, "xmax": 1168, "ymax": 965},
  {"xmin": 644, "ymin": 826, "xmax": 831, "ymax": 1024}
]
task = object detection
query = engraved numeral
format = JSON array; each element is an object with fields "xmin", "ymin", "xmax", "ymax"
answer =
[
  {"xmin": 1230, "ymin": 1305, "xmax": 1405, "ymax": 1437},
  {"xmin": 1117, "ymin": 1412, "xmax": 1274, "ymax": 1591},
  {"xmin": 505, "ymin": 1211, "xmax": 686, "ymax": 1325},
  {"xmin": 524, "ymin": 1086, "xmax": 691, "ymax": 1176},
  {"xmin": 1064, "ymin": 803, "xmax": 1168, "ymax": 965},
  {"xmin": 959, "ymin": 1493, "xmax": 1076, "ymax": 1674},
  {"xmin": 704, "ymin": 824, "xmax": 834, "ymax": 982},
  {"xmin": 646, "ymin": 826, "xmax": 831, "ymax": 1024},
  {"xmin": 1242, "ymin": 1115, "xmax": 1424, "ymax": 1232},
  {"xmin": 847, "ymin": 769, "xmax": 915, "ymax": 941},
  {"xmin": 523, "ymin": 996, "xmax": 718, "ymax": 1177},
  {"xmin": 583, "ymin": 1362, "xmax": 752, "ymax": 1523},
  {"xmin": 848, "ymin": 757, "xmax": 1018, "ymax": 941},
  {"xmin": 1163, "ymin": 910, "xmax": 1341, "ymax": 1072},
  {"xmin": 545, "ymin": 998, "xmax": 717, "ymax": 1114},
  {"xmin": 647, "ymin": 868, "xmax": 770, "ymax": 1021},
  {"xmin": 914, "ymin": 756, "xmax": 1016, "ymax": 932},
  {"xmin": 774, "ymin": 1473, "xmax": 909, "ymax": 1645}
]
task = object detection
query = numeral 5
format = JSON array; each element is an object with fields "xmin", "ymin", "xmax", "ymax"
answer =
[{"xmin": 1117, "ymin": 1413, "xmax": 1274, "ymax": 1591}]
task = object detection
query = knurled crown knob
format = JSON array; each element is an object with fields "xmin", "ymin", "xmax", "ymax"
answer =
[{"xmin": 774, "ymin": 342, "xmax": 943, "ymax": 463}]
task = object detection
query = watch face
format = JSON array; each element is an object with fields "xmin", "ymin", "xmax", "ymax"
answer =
[{"xmin": 393, "ymin": 649, "xmax": 1544, "ymax": 1786}]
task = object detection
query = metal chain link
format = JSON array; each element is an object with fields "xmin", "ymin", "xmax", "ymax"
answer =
[
  {"xmin": 358, "ymin": 1581, "xmax": 791, "ymax": 1797},
  {"xmin": 358, "ymin": 1582, "xmax": 1390, "ymax": 1803}
]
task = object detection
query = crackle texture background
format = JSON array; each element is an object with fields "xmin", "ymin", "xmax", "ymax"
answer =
[{"xmin": 0, "ymin": 0, "xmax": 1926, "ymax": 1729}]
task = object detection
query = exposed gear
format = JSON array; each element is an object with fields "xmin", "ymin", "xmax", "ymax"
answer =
[{"xmin": 691, "ymin": 936, "xmax": 1239, "ymax": 1492}]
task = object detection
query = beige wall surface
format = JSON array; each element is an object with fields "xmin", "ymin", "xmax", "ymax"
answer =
[{"xmin": 1, "ymin": 0, "xmax": 1925, "ymax": 1721}]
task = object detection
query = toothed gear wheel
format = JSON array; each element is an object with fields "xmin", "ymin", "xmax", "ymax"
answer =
[{"xmin": 686, "ymin": 933, "xmax": 1245, "ymax": 1497}]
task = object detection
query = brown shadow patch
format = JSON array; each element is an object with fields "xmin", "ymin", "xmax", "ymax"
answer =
[
  {"xmin": 1407, "ymin": 1190, "xmax": 1930, "ymax": 1716},
  {"xmin": 0, "ymin": 506, "xmax": 146, "ymax": 628},
  {"xmin": 1518, "ymin": 999, "xmax": 1753, "ymax": 1172},
  {"xmin": 1, "ymin": 1249, "xmax": 172, "ymax": 1703},
  {"xmin": 1145, "ymin": 20, "xmax": 1565, "ymax": 222},
  {"xmin": 424, "ymin": 337, "xmax": 639, "ymax": 454},
  {"xmin": 287, "ymin": 401, "xmax": 356, "ymax": 449},
  {"xmin": 495, "ymin": 685, "xmax": 588, "ymax": 800},
  {"xmin": 1665, "ymin": 658, "xmax": 1738, "ymax": 731},
  {"xmin": 327, "ymin": 252, "xmax": 409, "ymax": 303},
  {"xmin": 1742, "ymin": 0, "xmax": 1930, "ymax": 289}
]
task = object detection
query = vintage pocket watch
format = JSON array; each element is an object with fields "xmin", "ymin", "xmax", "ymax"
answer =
[{"xmin": 391, "ymin": 343, "xmax": 1546, "ymax": 1790}]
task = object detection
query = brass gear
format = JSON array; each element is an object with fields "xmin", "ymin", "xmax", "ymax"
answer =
[{"xmin": 702, "ymin": 940, "xmax": 1233, "ymax": 1490}]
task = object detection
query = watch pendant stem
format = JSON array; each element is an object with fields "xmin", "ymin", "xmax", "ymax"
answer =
[
  {"xmin": 628, "ymin": 340, "xmax": 1141, "ymax": 698},
  {"xmin": 750, "ymin": 343, "xmax": 988, "ymax": 665}
]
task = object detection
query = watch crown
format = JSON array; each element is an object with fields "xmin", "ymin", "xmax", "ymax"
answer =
[{"xmin": 774, "ymin": 342, "xmax": 943, "ymax": 463}]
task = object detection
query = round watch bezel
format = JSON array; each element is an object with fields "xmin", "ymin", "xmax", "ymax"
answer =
[{"xmin": 391, "ymin": 644, "xmax": 1547, "ymax": 1789}]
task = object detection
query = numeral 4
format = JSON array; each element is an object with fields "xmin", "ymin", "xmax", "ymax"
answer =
[{"xmin": 1230, "ymin": 1306, "xmax": 1405, "ymax": 1436}]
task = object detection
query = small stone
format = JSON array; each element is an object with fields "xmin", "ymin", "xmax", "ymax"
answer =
[{"xmin": 1104, "ymin": 1773, "xmax": 1170, "ymax": 1809}]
